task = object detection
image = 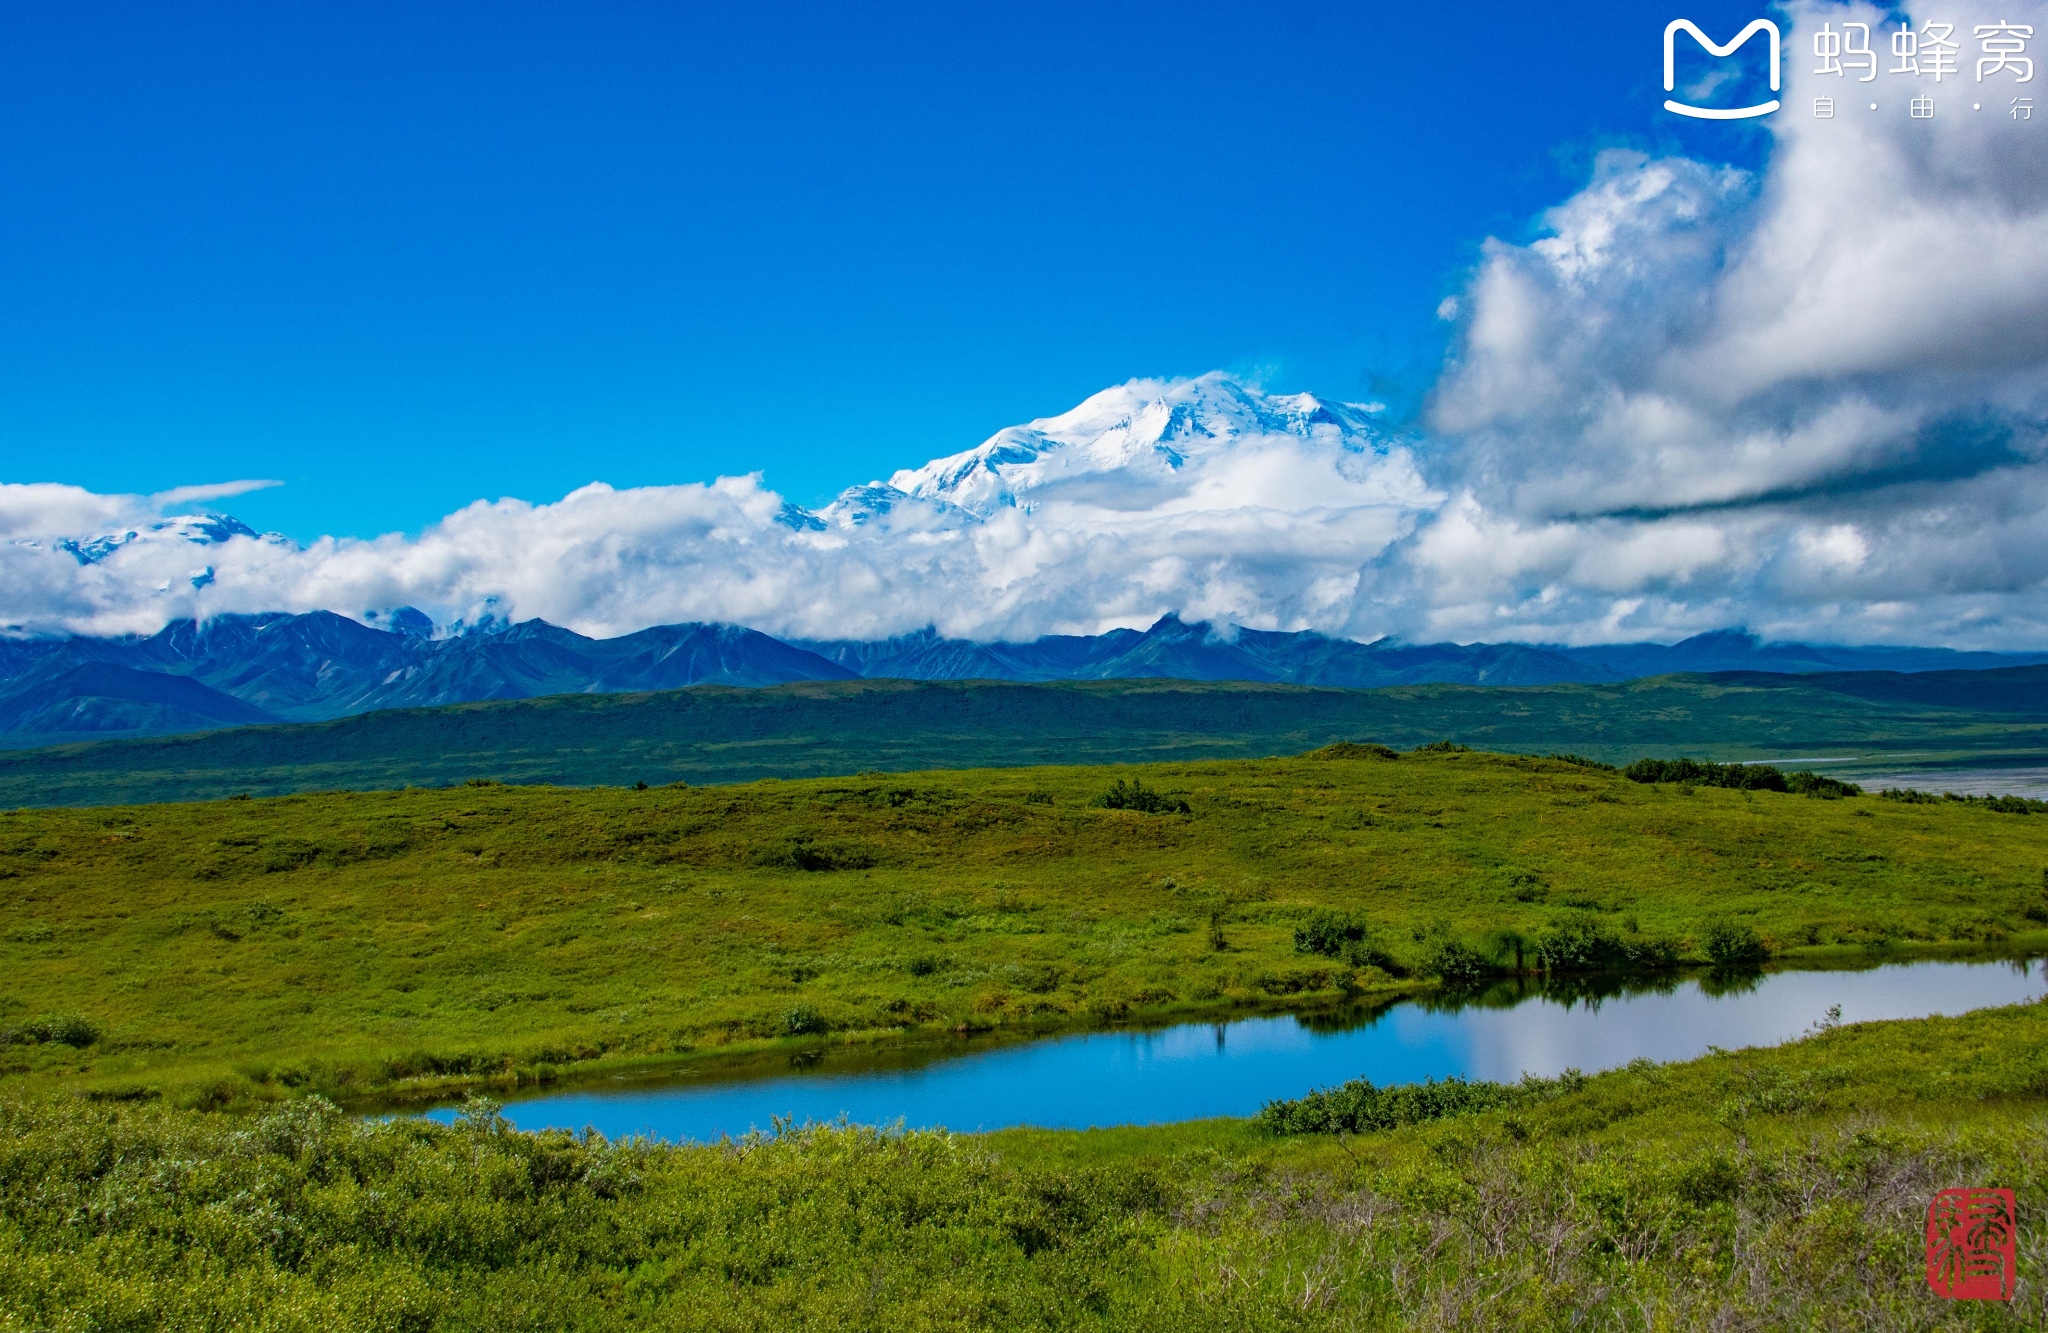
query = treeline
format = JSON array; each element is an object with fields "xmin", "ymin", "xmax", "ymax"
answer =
[{"xmin": 1622, "ymin": 758, "xmax": 1861, "ymax": 798}]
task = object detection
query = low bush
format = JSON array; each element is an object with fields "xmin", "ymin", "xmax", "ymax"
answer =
[
  {"xmin": 1293, "ymin": 909, "xmax": 1365, "ymax": 957},
  {"xmin": 0, "ymin": 1012, "xmax": 101, "ymax": 1047},
  {"xmin": 1701, "ymin": 919, "xmax": 1771, "ymax": 965},
  {"xmin": 1092, "ymin": 779, "xmax": 1190, "ymax": 814},
  {"xmin": 1533, "ymin": 916, "xmax": 1681, "ymax": 973},
  {"xmin": 1880, "ymin": 787, "xmax": 2047, "ymax": 813},
  {"xmin": 1420, "ymin": 938, "xmax": 1494, "ymax": 983},
  {"xmin": 1534, "ymin": 916, "xmax": 1617, "ymax": 971},
  {"xmin": 749, "ymin": 838, "xmax": 877, "ymax": 871},
  {"xmin": 1293, "ymin": 909, "xmax": 1402, "ymax": 974},
  {"xmin": 1543, "ymin": 753, "xmax": 1616, "ymax": 771},
  {"xmin": 1784, "ymin": 770, "xmax": 1861, "ymax": 799},
  {"xmin": 780, "ymin": 1006, "xmax": 827, "ymax": 1036},
  {"xmin": 1307, "ymin": 742, "xmax": 1399, "ymax": 761},
  {"xmin": 1624, "ymin": 758, "xmax": 1863, "ymax": 798},
  {"xmin": 1258, "ymin": 1074, "xmax": 1522, "ymax": 1134}
]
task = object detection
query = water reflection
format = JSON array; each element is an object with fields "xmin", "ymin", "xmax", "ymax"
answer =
[{"xmin": 439, "ymin": 956, "xmax": 2044, "ymax": 1143}]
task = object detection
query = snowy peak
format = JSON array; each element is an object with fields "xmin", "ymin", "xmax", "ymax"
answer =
[
  {"xmin": 819, "ymin": 373, "xmax": 1396, "ymax": 526},
  {"xmin": 41, "ymin": 513, "xmax": 292, "ymax": 566}
]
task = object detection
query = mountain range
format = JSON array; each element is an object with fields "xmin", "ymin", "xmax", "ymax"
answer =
[{"xmin": 2, "ymin": 608, "xmax": 2044, "ymax": 749}]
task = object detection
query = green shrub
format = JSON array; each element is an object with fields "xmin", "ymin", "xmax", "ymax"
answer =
[
  {"xmin": 1524, "ymin": 916, "xmax": 1681, "ymax": 973},
  {"xmin": 1533, "ymin": 916, "xmax": 1619, "ymax": 971},
  {"xmin": 1624, "ymin": 758, "xmax": 1862, "ymax": 798},
  {"xmin": 260, "ymin": 838, "xmax": 322, "ymax": 872},
  {"xmin": 1881, "ymin": 787, "xmax": 2048, "ymax": 814},
  {"xmin": 749, "ymin": 839, "xmax": 877, "ymax": 871},
  {"xmin": 1613, "ymin": 933, "xmax": 1683, "ymax": 968},
  {"xmin": 1092, "ymin": 779, "xmax": 1190, "ymax": 814},
  {"xmin": 1702, "ymin": 919, "xmax": 1771, "ymax": 965},
  {"xmin": 1259, "ymin": 1075, "xmax": 1518, "ymax": 1134},
  {"xmin": 1, "ymin": 1012, "xmax": 101, "ymax": 1047},
  {"xmin": 1544, "ymin": 753, "xmax": 1616, "ymax": 771},
  {"xmin": 1293, "ymin": 909, "xmax": 1365, "ymax": 957},
  {"xmin": 1308, "ymin": 742, "xmax": 1399, "ymax": 760},
  {"xmin": 1293, "ymin": 910, "xmax": 1402, "ymax": 974},
  {"xmin": 1411, "ymin": 740, "xmax": 1470, "ymax": 754},
  {"xmin": 1626, "ymin": 758, "xmax": 1776, "ymax": 791},
  {"xmin": 1784, "ymin": 770, "xmax": 1861, "ymax": 799},
  {"xmin": 1421, "ymin": 938, "xmax": 1493, "ymax": 983},
  {"xmin": 780, "ymin": 1006, "xmax": 827, "ymax": 1037}
]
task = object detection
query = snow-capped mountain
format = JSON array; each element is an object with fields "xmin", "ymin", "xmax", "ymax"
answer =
[
  {"xmin": 812, "ymin": 373, "xmax": 1405, "ymax": 529},
  {"xmin": 3, "ymin": 372, "xmax": 1441, "ymax": 644},
  {"xmin": 42, "ymin": 514, "xmax": 292, "ymax": 566},
  {"xmin": 9, "ymin": 370, "xmax": 2042, "ymax": 653}
]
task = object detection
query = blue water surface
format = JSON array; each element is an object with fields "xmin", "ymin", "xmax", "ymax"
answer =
[{"xmin": 432, "ymin": 957, "xmax": 2043, "ymax": 1142}]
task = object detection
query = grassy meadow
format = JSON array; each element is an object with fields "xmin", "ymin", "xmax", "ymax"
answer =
[{"xmin": 3, "ymin": 745, "xmax": 2046, "ymax": 1107}]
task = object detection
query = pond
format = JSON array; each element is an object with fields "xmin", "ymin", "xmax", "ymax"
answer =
[{"xmin": 432, "ymin": 956, "xmax": 2044, "ymax": 1142}]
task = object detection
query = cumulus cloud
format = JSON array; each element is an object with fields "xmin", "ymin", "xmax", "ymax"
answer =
[
  {"xmin": 6, "ymin": 0, "xmax": 2048, "ymax": 649},
  {"xmin": 1407, "ymin": 0, "xmax": 2048, "ymax": 646}
]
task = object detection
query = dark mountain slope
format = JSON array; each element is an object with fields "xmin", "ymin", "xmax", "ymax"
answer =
[
  {"xmin": 0, "ymin": 614, "xmax": 854, "ymax": 743},
  {"xmin": 3, "ymin": 612, "xmax": 2044, "ymax": 749},
  {"xmin": 0, "ymin": 661, "xmax": 278, "ymax": 742},
  {"xmin": 1702, "ymin": 664, "xmax": 2048, "ymax": 712},
  {"xmin": 4, "ymin": 666, "xmax": 2045, "ymax": 808}
]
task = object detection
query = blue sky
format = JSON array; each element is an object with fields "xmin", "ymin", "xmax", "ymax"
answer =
[{"xmin": 1, "ymin": 0, "xmax": 1775, "ymax": 541}]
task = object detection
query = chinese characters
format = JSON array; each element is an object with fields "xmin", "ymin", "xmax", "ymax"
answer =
[
  {"xmin": 1925, "ymin": 1188, "xmax": 2017, "ymax": 1302},
  {"xmin": 1890, "ymin": 22, "xmax": 1960, "ymax": 80},
  {"xmin": 1819, "ymin": 20, "xmax": 2033, "ymax": 83}
]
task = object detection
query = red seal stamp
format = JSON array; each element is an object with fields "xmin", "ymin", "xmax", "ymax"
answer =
[{"xmin": 1925, "ymin": 1187, "xmax": 2016, "ymax": 1301}]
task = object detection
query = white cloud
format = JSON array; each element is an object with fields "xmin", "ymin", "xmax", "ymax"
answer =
[
  {"xmin": 6, "ymin": 1, "xmax": 2048, "ymax": 650},
  {"xmin": 1404, "ymin": 0, "xmax": 2048, "ymax": 647},
  {"xmin": 148, "ymin": 480, "xmax": 283, "ymax": 509},
  {"xmin": 0, "ymin": 483, "xmax": 148, "ymax": 542}
]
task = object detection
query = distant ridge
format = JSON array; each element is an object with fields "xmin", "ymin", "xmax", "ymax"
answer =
[
  {"xmin": 0, "ymin": 613, "xmax": 852, "ymax": 747},
  {"xmin": 0, "ymin": 609, "xmax": 2042, "ymax": 748},
  {"xmin": 4, "ymin": 666, "xmax": 2046, "ymax": 808}
]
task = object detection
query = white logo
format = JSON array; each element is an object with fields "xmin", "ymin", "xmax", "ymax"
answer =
[{"xmin": 1665, "ymin": 18, "xmax": 1782, "ymax": 119}]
